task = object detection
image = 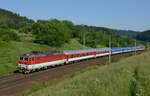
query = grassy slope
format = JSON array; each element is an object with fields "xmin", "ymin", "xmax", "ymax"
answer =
[
  {"xmin": 0, "ymin": 39, "xmax": 90, "ymax": 76},
  {"xmin": 26, "ymin": 52, "xmax": 150, "ymax": 96}
]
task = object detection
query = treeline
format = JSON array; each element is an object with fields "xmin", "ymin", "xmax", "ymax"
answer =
[
  {"xmin": 115, "ymin": 30, "xmax": 139, "ymax": 38},
  {"xmin": 136, "ymin": 30, "xmax": 150, "ymax": 42},
  {"xmin": 19, "ymin": 19, "xmax": 137, "ymax": 47},
  {"xmin": 0, "ymin": 8, "xmax": 34, "ymax": 29},
  {"xmin": 0, "ymin": 8, "xmax": 142, "ymax": 48},
  {"xmin": 72, "ymin": 25, "xmax": 136, "ymax": 47}
]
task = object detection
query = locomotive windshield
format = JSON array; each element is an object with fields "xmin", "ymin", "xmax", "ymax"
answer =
[
  {"xmin": 20, "ymin": 57, "xmax": 28, "ymax": 61},
  {"xmin": 25, "ymin": 58, "xmax": 28, "ymax": 61},
  {"xmin": 20, "ymin": 57, "xmax": 23, "ymax": 60}
]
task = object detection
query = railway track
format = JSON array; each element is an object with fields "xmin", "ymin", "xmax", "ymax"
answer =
[{"xmin": 0, "ymin": 52, "xmax": 139, "ymax": 96}]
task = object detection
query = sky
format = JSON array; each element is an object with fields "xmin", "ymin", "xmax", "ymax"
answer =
[{"xmin": 0, "ymin": 0, "xmax": 150, "ymax": 31}]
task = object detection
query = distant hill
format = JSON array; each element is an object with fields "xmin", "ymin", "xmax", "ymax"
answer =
[
  {"xmin": 0, "ymin": 8, "xmax": 34, "ymax": 29},
  {"xmin": 136, "ymin": 30, "xmax": 150, "ymax": 42},
  {"xmin": 115, "ymin": 30, "xmax": 139, "ymax": 38}
]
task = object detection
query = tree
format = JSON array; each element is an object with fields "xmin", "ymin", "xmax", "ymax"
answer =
[
  {"xmin": 31, "ymin": 19, "xmax": 72, "ymax": 47},
  {"xmin": 0, "ymin": 28, "xmax": 20, "ymax": 41}
]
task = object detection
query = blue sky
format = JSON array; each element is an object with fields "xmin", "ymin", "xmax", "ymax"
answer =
[{"xmin": 0, "ymin": 0, "xmax": 150, "ymax": 31}]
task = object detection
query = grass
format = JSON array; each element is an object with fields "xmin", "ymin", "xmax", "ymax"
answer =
[
  {"xmin": 58, "ymin": 39, "xmax": 90, "ymax": 50},
  {"xmin": 0, "ymin": 41, "xmax": 51, "ymax": 76},
  {"xmin": 0, "ymin": 38, "xmax": 93, "ymax": 76},
  {"xmin": 15, "ymin": 51, "xmax": 150, "ymax": 96}
]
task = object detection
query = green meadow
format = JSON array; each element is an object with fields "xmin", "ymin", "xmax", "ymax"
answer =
[{"xmin": 17, "ymin": 51, "xmax": 150, "ymax": 96}]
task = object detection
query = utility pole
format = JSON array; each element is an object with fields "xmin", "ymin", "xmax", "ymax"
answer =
[
  {"xmin": 147, "ymin": 41, "xmax": 149, "ymax": 51},
  {"xmin": 118, "ymin": 43, "xmax": 120, "ymax": 48},
  {"xmin": 83, "ymin": 33, "xmax": 85, "ymax": 49},
  {"xmin": 109, "ymin": 35, "xmax": 111, "ymax": 63},
  {"xmin": 118, "ymin": 39, "xmax": 120, "ymax": 48},
  {"xmin": 148, "ymin": 41, "xmax": 149, "ymax": 51},
  {"xmin": 135, "ymin": 39, "xmax": 136, "ymax": 55}
]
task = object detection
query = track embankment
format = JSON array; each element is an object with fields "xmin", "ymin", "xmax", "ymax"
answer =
[{"xmin": 0, "ymin": 52, "xmax": 142, "ymax": 96}]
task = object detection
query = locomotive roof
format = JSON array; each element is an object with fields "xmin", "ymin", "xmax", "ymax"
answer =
[{"xmin": 22, "ymin": 51, "xmax": 64, "ymax": 57}]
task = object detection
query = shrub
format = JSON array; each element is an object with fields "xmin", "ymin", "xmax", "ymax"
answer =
[{"xmin": 0, "ymin": 28, "xmax": 20, "ymax": 41}]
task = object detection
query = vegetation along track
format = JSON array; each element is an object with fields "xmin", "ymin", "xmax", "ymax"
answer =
[{"xmin": 0, "ymin": 52, "xmax": 142, "ymax": 96}]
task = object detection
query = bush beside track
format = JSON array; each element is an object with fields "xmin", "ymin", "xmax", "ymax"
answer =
[{"xmin": 14, "ymin": 51, "xmax": 149, "ymax": 96}]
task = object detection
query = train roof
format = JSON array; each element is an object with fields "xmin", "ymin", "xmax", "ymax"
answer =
[
  {"xmin": 20, "ymin": 46, "xmax": 143, "ymax": 57},
  {"xmin": 63, "ymin": 48, "xmax": 110, "ymax": 54}
]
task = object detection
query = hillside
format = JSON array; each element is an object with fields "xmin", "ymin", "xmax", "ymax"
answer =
[
  {"xmin": 115, "ymin": 29, "xmax": 139, "ymax": 38},
  {"xmin": 18, "ymin": 51, "xmax": 150, "ymax": 96},
  {"xmin": 0, "ymin": 8, "xmax": 34, "ymax": 29},
  {"xmin": 0, "ymin": 39, "xmax": 91, "ymax": 76},
  {"xmin": 25, "ymin": 20, "xmax": 139, "ymax": 47},
  {"xmin": 0, "ymin": 8, "xmax": 142, "ymax": 48},
  {"xmin": 136, "ymin": 30, "xmax": 150, "ymax": 42}
]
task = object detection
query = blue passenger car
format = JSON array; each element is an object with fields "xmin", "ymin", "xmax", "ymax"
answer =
[{"xmin": 111, "ymin": 47, "xmax": 123, "ymax": 54}]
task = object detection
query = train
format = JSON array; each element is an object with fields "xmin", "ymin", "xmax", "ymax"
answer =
[{"xmin": 18, "ymin": 46, "xmax": 144, "ymax": 73}]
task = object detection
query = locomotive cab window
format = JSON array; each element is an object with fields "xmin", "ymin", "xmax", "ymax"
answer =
[
  {"xmin": 25, "ymin": 58, "xmax": 28, "ymax": 61},
  {"xmin": 20, "ymin": 57, "xmax": 23, "ymax": 60}
]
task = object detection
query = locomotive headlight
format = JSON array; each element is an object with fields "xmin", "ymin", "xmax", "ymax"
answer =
[
  {"xmin": 26, "ymin": 66, "xmax": 28, "ymax": 69},
  {"xmin": 18, "ymin": 64, "xmax": 21, "ymax": 68}
]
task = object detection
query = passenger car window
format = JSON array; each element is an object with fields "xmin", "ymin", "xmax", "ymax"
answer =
[
  {"xmin": 67, "ymin": 56, "xmax": 69, "ymax": 58},
  {"xmin": 38, "ymin": 57, "xmax": 40, "ymax": 61},
  {"xmin": 71, "ymin": 55, "xmax": 74, "ymax": 58},
  {"xmin": 82, "ymin": 53, "xmax": 84, "ymax": 56},
  {"xmin": 29, "ymin": 58, "xmax": 31, "ymax": 61},
  {"xmin": 56, "ymin": 55, "xmax": 60, "ymax": 57}
]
